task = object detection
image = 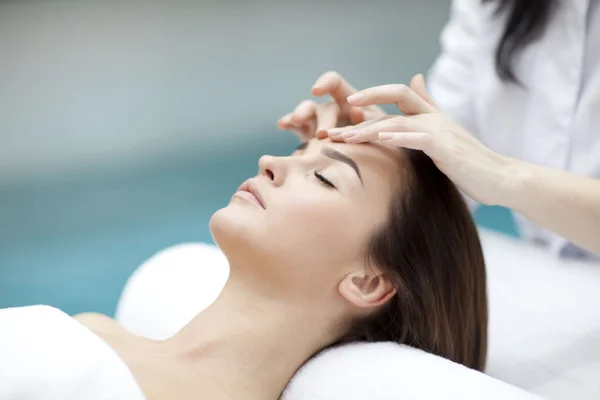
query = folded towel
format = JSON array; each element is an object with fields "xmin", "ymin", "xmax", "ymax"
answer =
[
  {"xmin": 0, "ymin": 305, "xmax": 145, "ymax": 400},
  {"xmin": 282, "ymin": 342, "xmax": 543, "ymax": 400}
]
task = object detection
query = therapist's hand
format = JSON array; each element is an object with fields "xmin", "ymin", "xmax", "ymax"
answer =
[
  {"xmin": 326, "ymin": 74, "xmax": 512, "ymax": 206},
  {"xmin": 277, "ymin": 71, "xmax": 386, "ymax": 140}
]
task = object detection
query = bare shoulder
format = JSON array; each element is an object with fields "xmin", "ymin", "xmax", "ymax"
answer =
[{"xmin": 74, "ymin": 312, "xmax": 129, "ymax": 336}]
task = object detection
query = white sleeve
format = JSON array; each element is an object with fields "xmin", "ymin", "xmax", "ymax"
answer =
[
  {"xmin": 428, "ymin": 0, "xmax": 484, "ymax": 139},
  {"xmin": 429, "ymin": 0, "xmax": 485, "ymax": 211}
]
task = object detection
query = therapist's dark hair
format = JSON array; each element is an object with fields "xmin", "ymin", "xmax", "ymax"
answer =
[
  {"xmin": 338, "ymin": 149, "xmax": 488, "ymax": 371},
  {"xmin": 484, "ymin": 0, "xmax": 558, "ymax": 84}
]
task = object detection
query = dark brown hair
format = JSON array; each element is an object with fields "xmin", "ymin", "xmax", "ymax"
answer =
[
  {"xmin": 484, "ymin": 0, "xmax": 558, "ymax": 84},
  {"xmin": 339, "ymin": 149, "xmax": 488, "ymax": 371}
]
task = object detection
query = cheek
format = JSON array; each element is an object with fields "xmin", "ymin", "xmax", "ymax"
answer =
[{"xmin": 267, "ymin": 193, "xmax": 366, "ymax": 263}]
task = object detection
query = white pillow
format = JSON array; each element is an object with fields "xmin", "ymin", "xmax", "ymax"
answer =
[
  {"xmin": 116, "ymin": 243, "xmax": 229, "ymax": 340},
  {"xmin": 116, "ymin": 229, "xmax": 600, "ymax": 400},
  {"xmin": 282, "ymin": 342, "xmax": 540, "ymax": 400}
]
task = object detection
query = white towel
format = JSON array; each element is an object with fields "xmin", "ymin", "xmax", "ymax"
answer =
[
  {"xmin": 0, "ymin": 305, "xmax": 145, "ymax": 400},
  {"xmin": 282, "ymin": 342, "xmax": 543, "ymax": 400}
]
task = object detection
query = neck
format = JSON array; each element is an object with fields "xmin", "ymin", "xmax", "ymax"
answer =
[{"xmin": 163, "ymin": 269, "xmax": 337, "ymax": 399}]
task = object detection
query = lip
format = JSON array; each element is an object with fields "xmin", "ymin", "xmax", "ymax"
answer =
[{"xmin": 234, "ymin": 179, "xmax": 265, "ymax": 209}]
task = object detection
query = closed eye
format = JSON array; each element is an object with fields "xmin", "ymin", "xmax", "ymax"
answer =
[{"xmin": 314, "ymin": 171, "xmax": 336, "ymax": 189}]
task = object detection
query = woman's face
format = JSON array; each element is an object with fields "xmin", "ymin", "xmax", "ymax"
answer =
[{"xmin": 210, "ymin": 138, "xmax": 403, "ymax": 301}]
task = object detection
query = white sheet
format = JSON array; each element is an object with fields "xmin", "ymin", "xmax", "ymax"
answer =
[{"xmin": 0, "ymin": 305, "xmax": 145, "ymax": 400}]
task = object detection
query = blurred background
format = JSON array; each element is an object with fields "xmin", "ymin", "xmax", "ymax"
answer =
[{"xmin": 0, "ymin": 0, "xmax": 517, "ymax": 316}]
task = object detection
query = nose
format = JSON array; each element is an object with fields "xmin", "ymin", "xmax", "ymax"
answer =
[{"xmin": 258, "ymin": 155, "xmax": 286, "ymax": 186}]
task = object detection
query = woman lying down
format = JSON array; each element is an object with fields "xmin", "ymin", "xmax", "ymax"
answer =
[{"xmin": 0, "ymin": 137, "xmax": 488, "ymax": 400}]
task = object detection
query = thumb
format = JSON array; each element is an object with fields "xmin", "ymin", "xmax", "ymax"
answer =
[{"xmin": 410, "ymin": 74, "xmax": 439, "ymax": 111}]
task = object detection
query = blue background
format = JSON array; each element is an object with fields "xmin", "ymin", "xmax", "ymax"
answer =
[{"xmin": 0, "ymin": 1, "xmax": 519, "ymax": 316}]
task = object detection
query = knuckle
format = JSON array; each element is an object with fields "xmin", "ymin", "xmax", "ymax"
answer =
[
  {"xmin": 300, "ymin": 99, "xmax": 316, "ymax": 107},
  {"xmin": 392, "ymin": 84, "xmax": 409, "ymax": 104},
  {"xmin": 324, "ymin": 70, "xmax": 342, "ymax": 81},
  {"xmin": 388, "ymin": 116, "xmax": 405, "ymax": 127},
  {"xmin": 326, "ymin": 71, "xmax": 345, "ymax": 92},
  {"xmin": 392, "ymin": 84, "xmax": 409, "ymax": 96}
]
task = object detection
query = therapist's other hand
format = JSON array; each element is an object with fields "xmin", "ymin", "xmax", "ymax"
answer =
[
  {"xmin": 327, "ymin": 74, "xmax": 511, "ymax": 206},
  {"xmin": 277, "ymin": 71, "xmax": 386, "ymax": 140}
]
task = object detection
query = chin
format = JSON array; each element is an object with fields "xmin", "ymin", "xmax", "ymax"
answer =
[
  {"xmin": 210, "ymin": 206, "xmax": 244, "ymax": 246},
  {"xmin": 209, "ymin": 205, "xmax": 264, "ymax": 265}
]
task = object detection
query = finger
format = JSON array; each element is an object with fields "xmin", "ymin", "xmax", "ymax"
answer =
[
  {"xmin": 286, "ymin": 125, "xmax": 307, "ymax": 140},
  {"xmin": 378, "ymin": 132, "xmax": 433, "ymax": 152},
  {"xmin": 410, "ymin": 74, "xmax": 439, "ymax": 111},
  {"xmin": 335, "ymin": 118, "xmax": 409, "ymax": 144},
  {"xmin": 291, "ymin": 100, "xmax": 318, "ymax": 125},
  {"xmin": 315, "ymin": 102, "xmax": 340, "ymax": 139},
  {"xmin": 311, "ymin": 71, "xmax": 357, "ymax": 108},
  {"xmin": 347, "ymin": 84, "xmax": 435, "ymax": 115},
  {"xmin": 281, "ymin": 115, "xmax": 316, "ymax": 140},
  {"xmin": 327, "ymin": 115, "xmax": 392, "ymax": 136},
  {"xmin": 326, "ymin": 124, "xmax": 359, "ymax": 141},
  {"xmin": 277, "ymin": 113, "xmax": 294, "ymax": 129},
  {"xmin": 326, "ymin": 124, "xmax": 355, "ymax": 140},
  {"xmin": 348, "ymin": 106, "xmax": 366, "ymax": 125},
  {"xmin": 327, "ymin": 121, "xmax": 374, "ymax": 139},
  {"xmin": 303, "ymin": 118, "xmax": 317, "ymax": 140},
  {"xmin": 290, "ymin": 121, "xmax": 317, "ymax": 141}
]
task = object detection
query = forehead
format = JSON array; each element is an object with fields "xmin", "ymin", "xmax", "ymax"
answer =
[
  {"xmin": 305, "ymin": 139, "xmax": 404, "ymax": 174},
  {"xmin": 302, "ymin": 138, "xmax": 406, "ymax": 186}
]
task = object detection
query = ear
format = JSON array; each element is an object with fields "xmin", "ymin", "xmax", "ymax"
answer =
[{"xmin": 338, "ymin": 269, "xmax": 397, "ymax": 310}]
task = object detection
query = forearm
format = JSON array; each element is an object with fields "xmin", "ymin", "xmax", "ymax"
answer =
[{"xmin": 501, "ymin": 159, "xmax": 600, "ymax": 255}]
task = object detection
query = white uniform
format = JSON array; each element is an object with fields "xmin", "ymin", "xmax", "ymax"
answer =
[{"xmin": 428, "ymin": 0, "xmax": 600, "ymax": 257}]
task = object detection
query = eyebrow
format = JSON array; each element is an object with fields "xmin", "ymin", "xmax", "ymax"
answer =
[
  {"xmin": 294, "ymin": 141, "xmax": 363, "ymax": 185},
  {"xmin": 322, "ymin": 147, "xmax": 363, "ymax": 185},
  {"xmin": 295, "ymin": 141, "xmax": 309, "ymax": 151}
]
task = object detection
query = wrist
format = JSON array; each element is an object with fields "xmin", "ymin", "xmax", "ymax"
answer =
[{"xmin": 497, "ymin": 157, "xmax": 536, "ymax": 211}]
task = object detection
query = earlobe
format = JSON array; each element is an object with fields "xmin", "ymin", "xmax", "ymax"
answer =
[{"xmin": 339, "ymin": 271, "xmax": 397, "ymax": 310}]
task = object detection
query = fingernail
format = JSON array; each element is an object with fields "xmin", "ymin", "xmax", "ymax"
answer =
[
  {"xmin": 379, "ymin": 132, "xmax": 394, "ymax": 141},
  {"xmin": 342, "ymin": 130, "xmax": 358, "ymax": 139},
  {"xmin": 328, "ymin": 131, "xmax": 343, "ymax": 138},
  {"xmin": 347, "ymin": 93, "xmax": 363, "ymax": 104}
]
